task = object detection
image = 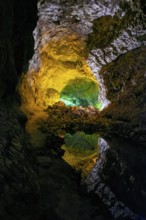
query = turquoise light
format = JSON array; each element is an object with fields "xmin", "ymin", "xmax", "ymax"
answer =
[
  {"xmin": 60, "ymin": 78, "xmax": 102, "ymax": 109},
  {"xmin": 64, "ymin": 131, "xmax": 99, "ymax": 153}
]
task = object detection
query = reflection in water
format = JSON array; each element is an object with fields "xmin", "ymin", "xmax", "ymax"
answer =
[
  {"xmin": 23, "ymin": 101, "xmax": 146, "ymax": 219},
  {"xmin": 62, "ymin": 132, "xmax": 99, "ymax": 178},
  {"xmin": 61, "ymin": 131, "xmax": 146, "ymax": 219}
]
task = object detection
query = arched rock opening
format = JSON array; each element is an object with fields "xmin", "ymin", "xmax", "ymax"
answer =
[{"xmin": 20, "ymin": 35, "xmax": 102, "ymax": 115}]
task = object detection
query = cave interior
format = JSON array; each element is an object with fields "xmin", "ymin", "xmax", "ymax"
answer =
[{"xmin": 0, "ymin": 0, "xmax": 146, "ymax": 220}]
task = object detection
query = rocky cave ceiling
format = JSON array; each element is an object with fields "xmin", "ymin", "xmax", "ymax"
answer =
[{"xmin": 20, "ymin": 0, "xmax": 146, "ymax": 118}]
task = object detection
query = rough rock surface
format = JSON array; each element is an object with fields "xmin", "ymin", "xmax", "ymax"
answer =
[
  {"xmin": 0, "ymin": 0, "xmax": 38, "ymax": 219},
  {"xmin": 1, "ymin": 0, "xmax": 146, "ymax": 219},
  {"xmin": 0, "ymin": 0, "xmax": 37, "ymax": 101},
  {"xmin": 0, "ymin": 105, "xmax": 39, "ymax": 220},
  {"xmin": 27, "ymin": 0, "xmax": 146, "ymax": 108},
  {"xmin": 86, "ymin": 137, "xmax": 146, "ymax": 220},
  {"xmin": 19, "ymin": 1, "xmax": 146, "ymax": 219},
  {"xmin": 21, "ymin": 0, "xmax": 146, "ymax": 142},
  {"xmin": 101, "ymin": 46, "xmax": 146, "ymax": 144},
  {"xmin": 34, "ymin": 147, "xmax": 112, "ymax": 220}
]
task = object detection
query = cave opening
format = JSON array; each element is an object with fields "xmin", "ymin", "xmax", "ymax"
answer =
[
  {"xmin": 20, "ymin": 36, "xmax": 103, "ymax": 174},
  {"xmin": 20, "ymin": 34, "xmax": 103, "ymax": 115},
  {"xmin": 60, "ymin": 77, "xmax": 102, "ymax": 109}
]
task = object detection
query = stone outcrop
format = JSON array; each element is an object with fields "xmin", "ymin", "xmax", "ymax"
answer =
[{"xmin": 101, "ymin": 46, "xmax": 146, "ymax": 144}]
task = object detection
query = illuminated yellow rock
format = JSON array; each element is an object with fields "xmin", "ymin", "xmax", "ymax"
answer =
[{"xmin": 20, "ymin": 34, "xmax": 100, "ymax": 115}]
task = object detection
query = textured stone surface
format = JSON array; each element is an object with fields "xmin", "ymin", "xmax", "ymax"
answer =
[
  {"xmin": 21, "ymin": 34, "xmax": 99, "ymax": 113},
  {"xmin": 0, "ymin": 1, "xmax": 38, "ymax": 219},
  {"xmin": 1, "ymin": 0, "xmax": 146, "ymax": 219},
  {"xmin": 0, "ymin": 0, "xmax": 37, "ymax": 101},
  {"xmin": 0, "ymin": 105, "xmax": 39, "ymax": 220},
  {"xmin": 35, "ymin": 147, "xmax": 111, "ymax": 220},
  {"xmin": 19, "ymin": 2, "xmax": 146, "ymax": 219},
  {"xmin": 100, "ymin": 46, "xmax": 146, "ymax": 144},
  {"xmin": 86, "ymin": 137, "xmax": 146, "ymax": 220},
  {"xmin": 25, "ymin": 0, "xmax": 146, "ymax": 109}
]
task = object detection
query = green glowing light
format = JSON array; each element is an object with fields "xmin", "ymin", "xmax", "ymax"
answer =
[
  {"xmin": 64, "ymin": 131, "xmax": 99, "ymax": 155},
  {"xmin": 60, "ymin": 78, "xmax": 102, "ymax": 109},
  {"xmin": 62, "ymin": 131, "xmax": 99, "ymax": 177}
]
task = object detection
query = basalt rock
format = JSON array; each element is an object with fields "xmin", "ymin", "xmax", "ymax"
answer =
[
  {"xmin": 86, "ymin": 137, "xmax": 146, "ymax": 220},
  {"xmin": 1, "ymin": 0, "xmax": 146, "ymax": 219},
  {"xmin": 0, "ymin": 0, "xmax": 38, "ymax": 219},
  {"xmin": 21, "ymin": 0, "xmax": 146, "ymax": 115},
  {"xmin": 0, "ymin": 105, "xmax": 39, "ymax": 220},
  {"xmin": 100, "ymin": 47, "xmax": 146, "ymax": 144},
  {"xmin": 0, "ymin": 0, "xmax": 37, "ymax": 101}
]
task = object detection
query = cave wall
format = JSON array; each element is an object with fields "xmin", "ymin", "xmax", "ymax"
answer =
[
  {"xmin": 84, "ymin": 0, "xmax": 146, "ymax": 143},
  {"xmin": 0, "ymin": 0, "xmax": 146, "ymax": 219},
  {"xmin": 21, "ymin": 0, "xmax": 146, "ymax": 114},
  {"xmin": 101, "ymin": 46, "xmax": 146, "ymax": 123},
  {"xmin": 0, "ymin": 1, "xmax": 39, "ymax": 219},
  {"xmin": 19, "ymin": 0, "xmax": 146, "ymax": 146},
  {"xmin": 0, "ymin": 0, "xmax": 37, "ymax": 102}
]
